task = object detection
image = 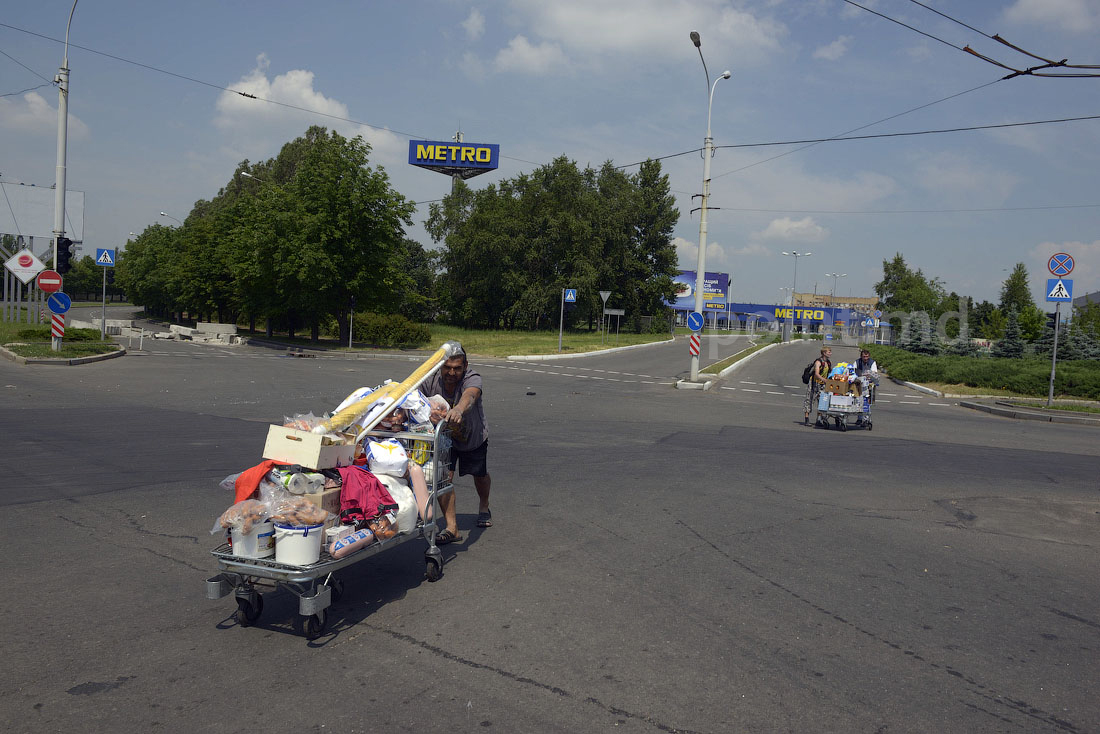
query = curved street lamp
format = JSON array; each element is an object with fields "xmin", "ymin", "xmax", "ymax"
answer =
[
  {"xmin": 159, "ymin": 211, "xmax": 182, "ymax": 225},
  {"xmin": 688, "ymin": 30, "xmax": 731, "ymax": 382},
  {"xmin": 825, "ymin": 272, "xmax": 847, "ymax": 304}
]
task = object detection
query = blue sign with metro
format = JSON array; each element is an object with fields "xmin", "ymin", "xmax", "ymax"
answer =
[
  {"xmin": 564, "ymin": 289, "xmax": 577, "ymax": 302},
  {"xmin": 47, "ymin": 292, "xmax": 72, "ymax": 314},
  {"xmin": 408, "ymin": 140, "xmax": 499, "ymax": 180},
  {"xmin": 686, "ymin": 312, "xmax": 705, "ymax": 331}
]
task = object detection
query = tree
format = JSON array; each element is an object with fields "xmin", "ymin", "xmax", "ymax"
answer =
[
  {"xmin": 999, "ymin": 263, "xmax": 1043, "ymax": 341},
  {"xmin": 875, "ymin": 254, "xmax": 947, "ymax": 339},
  {"xmin": 427, "ymin": 155, "xmax": 679, "ymax": 330},
  {"xmin": 992, "ymin": 306, "xmax": 1026, "ymax": 358}
]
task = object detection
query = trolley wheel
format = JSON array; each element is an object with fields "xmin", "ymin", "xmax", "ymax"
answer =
[
  {"xmin": 235, "ymin": 594, "xmax": 263, "ymax": 627},
  {"xmin": 425, "ymin": 557, "xmax": 443, "ymax": 582},
  {"xmin": 298, "ymin": 610, "xmax": 327, "ymax": 640},
  {"xmin": 866, "ymin": 420, "xmax": 873, "ymax": 431},
  {"xmin": 329, "ymin": 578, "xmax": 345, "ymax": 603},
  {"xmin": 837, "ymin": 419, "xmax": 847, "ymax": 432}
]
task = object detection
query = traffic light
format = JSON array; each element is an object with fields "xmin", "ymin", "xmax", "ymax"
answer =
[
  {"xmin": 56, "ymin": 237, "xmax": 74, "ymax": 274},
  {"xmin": 106, "ymin": 269, "xmax": 115, "ymax": 285},
  {"xmin": 1046, "ymin": 312, "xmax": 1057, "ymax": 329}
]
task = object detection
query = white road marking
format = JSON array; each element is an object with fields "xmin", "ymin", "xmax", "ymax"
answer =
[
  {"xmin": 721, "ymin": 386, "xmax": 737, "ymax": 391},
  {"xmin": 761, "ymin": 383, "xmax": 778, "ymax": 387},
  {"xmin": 766, "ymin": 391, "xmax": 784, "ymax": 395},
  {"xmin": 879, "ymin": 392, "xmax": 897, "ymax": 396},
  {"xmin": 742, "ymin": 388, "xmax": 761, "ymax": 393},
  {"xmin": 900, "ymin": 401, "xmax": 920, "ymax": 404},
  {"xmin": 740, "ymin": 380, "xmax": 757, "ymax": 385},
  {"xmin": 783, "ymin": 385, "xmax": 802, "ymax": 389},
  {"xmin": 929, "ymin": 403, "xmax": 951, "ymax": 406}
]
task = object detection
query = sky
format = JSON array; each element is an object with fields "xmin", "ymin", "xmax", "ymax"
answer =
[{"xmin": 2, "ymin": 0, "xmax": 1098, "ymax": 308}]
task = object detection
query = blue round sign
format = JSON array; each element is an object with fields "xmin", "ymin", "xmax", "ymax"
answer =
[
  {"xmin": 47, "ymin": 292, "xmax": 72, "ymax": 314},
  {"xmin": 1048, "ymin": 253, "xmax": 1074, "ymax": 277},
  {"xmin": 686, "ymin": 312, "xmax": 705, "ymax": 331}
]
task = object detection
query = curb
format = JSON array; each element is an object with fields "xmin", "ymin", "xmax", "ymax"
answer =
[
  {"xmin": 959, "ymin": 400, "xmax": 1100, "ymax": 426},
  {"xmin": 675, "ymin": 378, "xmax": 714, "ymax": 390},
  {"xmin": 508, "ymin": 337, "xmax": 675, "ymax": 362},
  {"xmin": 716, "ymin": 340, "xmax": 786, "ymax": 378},
  {"xmin": 0, "ymin": 344, "xmax": 126, "ymax": 366},
  {"xmin": 890, "ymin": 377, "xmax": 943, "ymax": 397}
]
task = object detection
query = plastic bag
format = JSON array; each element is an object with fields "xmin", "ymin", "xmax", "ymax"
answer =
[
  {"xmin": 376, "ymin": 474, "xmax": 417, "ymax": 533},
  {"xmin": 219, "ymin": 472, "xmax": 243, "ymax": 492},
  {"xmin": 211, "ymin": 499, "xmax": 270, "ymax": 535},
  {"xmin": 366, "ymin": 438, "xmax": 408, "ymax": 476},
  {"xmin": 398, "ymin": 389, "xmax": 433, "ymax": 426},
  {"xmin": 259, "ymin": 479, "xmax": 333, "ymax": 526},
  {"xmin": 282, "ymin": 412, "xmax": 326, "ymax": 431}
]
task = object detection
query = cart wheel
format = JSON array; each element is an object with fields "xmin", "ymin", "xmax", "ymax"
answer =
[
  {"xmin": 425, "ymin": 557, "xmax": 443, "ymax": 582},
  {"xmin": 329, "ymin": 578, "xmax": 345, "ymax": 603},
  {"xmin": 298, "ymin": 610, "xmax": 327, "ymax": 640},
  {"xmin": 867, "ymin": 420, "xmax": 873, "ymax": 431},
  {"xmin": 235, "ymin": 594, "xmax": 263, "ymax": 627},
  {"xmin": 837, "ymin": 419, "xmax": 847, "ymax": 432}
]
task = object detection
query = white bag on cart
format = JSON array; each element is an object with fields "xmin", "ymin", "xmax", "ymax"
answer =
[
  {"xmin": 376, "ymin": 474, "xmax": 417, "ymax": 533},
  {"xmin": 366, "ymin": 438, "xmax": 408, "ymax": 476}
]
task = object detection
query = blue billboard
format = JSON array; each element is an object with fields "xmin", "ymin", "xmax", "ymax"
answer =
[
  {"xmin": 672, "ymin": 270, "xmax": 728, "ymax": 312},
  {"xmin": 409, "ymin": 140, "xmax": 499, "ymax": 180}
]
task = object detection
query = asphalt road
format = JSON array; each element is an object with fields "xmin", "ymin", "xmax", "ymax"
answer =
[{"xmin": 2, "ymin": 328, "xmax": 1097, "ymax": 733}]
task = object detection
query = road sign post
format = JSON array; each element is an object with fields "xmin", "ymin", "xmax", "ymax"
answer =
[
  {"xmin": 559, "ymin": 288, "xmax": 576, "ymax": 353},
  {"xmin": 96, "ymin": 249, "xmax": 116, "ymax": 341},
  {"xmin": 1045, "ymin": 254, "xmax": 1075, "ymax": 406}
]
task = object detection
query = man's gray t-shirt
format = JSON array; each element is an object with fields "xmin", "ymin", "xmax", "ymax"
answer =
[{"xmin": 424, "ymin": 367, "xmax": 488, "ymax": 452}]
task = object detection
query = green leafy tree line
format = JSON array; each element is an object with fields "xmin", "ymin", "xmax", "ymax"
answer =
[
  {"xmin": 425, "ymin": 156, "xmax": 680, "ymax": 331},
  {"xmin": 117, "ymin": 127, "xmax": 421, "ymax": 342}
]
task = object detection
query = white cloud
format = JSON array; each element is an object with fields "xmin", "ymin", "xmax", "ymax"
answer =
[
  {"xmin": 751, "ymin": 216, "xmax": 827, "ymax": 242},
  {"xmin": 813, "ymin": 36, "xmax": 852, "ymax": 61},
  {"xmin": 213, "ymin": 54, "xmax": 404, "ymax": 167},
  {"xmin": 675, "ymin": 235, "xmax": 726, "ymax": 269},
  {"xmin": 472, "ymin": 0, "xmax": 787, "ymax": 76},
  {"xmin": 0, "ymin": 91, "xmax": 89, "ymax": 140},
  {"xmin": 493, "ymin": 36, "xmax": 569, "ymax": 74},
  {"xmin": 912, "ymin": 151, "xmax": 1020, "ymax": 203},
  {"xmin": 1004, "ymin": 0, "xmax": 1099, "ymax": 33},
  {"xmin": 463, "ymin": 9, "xmax": 486, "ymax": 40}
]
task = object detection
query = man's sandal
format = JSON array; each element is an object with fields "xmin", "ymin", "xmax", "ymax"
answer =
[
  {"xmin": 477, "ymin": 510, "xmax": 493, "ymax": 528},
  {"xmin": 436, "ymin": 529, "xmax": 462, "ymax": 545}
]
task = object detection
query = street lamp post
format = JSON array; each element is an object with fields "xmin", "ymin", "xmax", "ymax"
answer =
[
  {"xmin": 51, "ymin": 0, "xmax": 79, "ymax": 351},
  {"xmin": 825, "ymin": 272, "xmax": 847, "ymax": 304},
  {"xmin": 159, "ymin": 211, "xmax": 182, "ymax": 225},
  {"xmin": 688, "ymin": 30, "xmax": 731, "ymax": 382},
  {"xmin": 781, "ymin": 251, "xmax": 811, "ymax": 339}
]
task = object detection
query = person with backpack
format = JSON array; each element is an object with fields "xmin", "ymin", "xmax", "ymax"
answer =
[{"xmin": 803, "ymin": 345, "xmax": 833, "ymax": 426}]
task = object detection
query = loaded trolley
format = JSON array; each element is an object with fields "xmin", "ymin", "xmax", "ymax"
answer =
[
  {"xmin": 205, "ymin": 343, "xmax": 463, "ymax": 639},
  {"xmin": 815, "ymin": 375, "xmax": 874, "ymax": 431}
]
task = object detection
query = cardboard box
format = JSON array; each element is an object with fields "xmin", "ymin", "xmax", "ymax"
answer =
[
  {"xmin": 830, "ymin": 394, "xmax": 854, "ymax": 407},
  {"xmin": 262, "ymin": 425, "xmax": 356, "ymax": 470},
  {"xmin": 301, "ymin": 486, "xmax": 342, "ymax": 516},
  {"xmin": 824, "ymin": 378, "xmax": 851, "ymax": 395}
]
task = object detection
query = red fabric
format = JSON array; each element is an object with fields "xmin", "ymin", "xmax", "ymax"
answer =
[
  {"xmin": 233, "ymin": 459, "xmax": 288, "ymax": 503},
  {"xmin": 336, "ymin": 466, "xmax": 396, "ymax": 520}
]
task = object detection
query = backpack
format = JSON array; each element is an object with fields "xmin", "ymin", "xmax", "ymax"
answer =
[{"xmin": 801, "ymin": 361, "xmax": 816, "ymax": 384}]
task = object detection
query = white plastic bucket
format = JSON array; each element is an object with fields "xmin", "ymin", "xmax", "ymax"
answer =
[
  {"xmin": 231, "ymin": 519, "xmax": 275, "ymax": 559},
  {"xmin": 274, "ymin": 522, "xmax": 325, "ymax": 566}
]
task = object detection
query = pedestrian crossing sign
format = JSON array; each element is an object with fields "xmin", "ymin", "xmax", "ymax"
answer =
[
  {"xmin": 95, "ymin": 248, "xmax": 116, "ymax": 267},
  {"xmin": 1046, "ymin": 278, "xmax": 1072, "ymax": 302}
]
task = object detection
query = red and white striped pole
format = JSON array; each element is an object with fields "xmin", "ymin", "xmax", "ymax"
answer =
[
  {"xmin": 689, "ymin": 333, "xmax": 700, "ymax": 357},
  {"xmin": 51, "ymin": 312, "xmax": 65, "ymax": 350}
]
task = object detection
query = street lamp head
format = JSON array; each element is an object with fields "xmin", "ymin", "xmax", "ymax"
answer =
[
  {"xmin": 240, "ymin": 171, "xmax": 255, "ymax": 180},
  {"xmin": 159, "ymin": 211, "xmax": 168, "ymax": 217},
  {"xmin": 690, "ymin": 30, "xmax": 701, "ymax": 47},
  {"xmin": 720, "ymin": 70, "xmax": 731, "ymax": 79}
]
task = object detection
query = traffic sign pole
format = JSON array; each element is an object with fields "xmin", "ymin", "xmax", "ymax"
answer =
[
  {"xmin": 558, "ymin": 289, "xmax": 565, "ymax": 353},
  {"xmin": 1048, "ymin": 302, "xmax": 1061, "ymax": 407}
]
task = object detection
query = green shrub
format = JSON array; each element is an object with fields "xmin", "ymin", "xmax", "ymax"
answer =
[
  {"xmin": 351, "ymin": 312, "xmax": 430, "ymax": 348},
  {"xmin": 15, "ymin": 326, "xmax": 103, "ymax": 342},
  {"xmin": 865, "ymin": 345, "xmax": 1100, "ymax": 399}
]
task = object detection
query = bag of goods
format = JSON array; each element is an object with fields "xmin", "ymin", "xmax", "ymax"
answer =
[
  {"xmin": 268, "ymin": 495, "xmax": 332, "ymax": 526},
  {"xmin": 366, "ymin": 438, "xmax": 408, "ymax": 477},
  {"xmin": 212, "ymin": 499, "xmax": 270, "ymax": 536},
  {"xmin": 376, "ymin": 474, "xmax": 418, "ymax": 533},
  {"xmin": 367, "ymin": 511, "xmax": 398, "ymax": 541}
]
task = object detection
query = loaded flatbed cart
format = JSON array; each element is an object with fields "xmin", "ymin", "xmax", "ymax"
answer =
[
  {"xmin": 205, "ymin": 342, "xmax": 462, "ymax": 639},
  {"xmin": 815, "ymin": 376, "xmax": 873, "ymax": 431}
]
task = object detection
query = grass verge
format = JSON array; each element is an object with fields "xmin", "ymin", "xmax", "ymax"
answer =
[{"xmin": 702, "ymin": 336, "xmax": 781, "ymax": 374}]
